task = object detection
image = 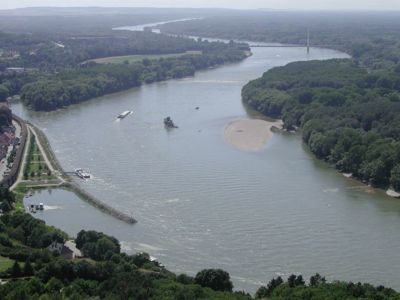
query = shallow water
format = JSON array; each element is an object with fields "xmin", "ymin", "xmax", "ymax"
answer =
[{"xmin": 16, "ymin": 45, "xmax": 400, "ymax": 293}]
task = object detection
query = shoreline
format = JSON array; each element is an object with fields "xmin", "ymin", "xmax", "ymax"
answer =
[{"xmin": 15, "ymin": 120, "xmax": 137, "ymax": 224}]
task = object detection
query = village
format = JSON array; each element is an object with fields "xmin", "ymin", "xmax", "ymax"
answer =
[{"xmin": 0, "ymin": 102, "xmax": 21, "ymax": 185}]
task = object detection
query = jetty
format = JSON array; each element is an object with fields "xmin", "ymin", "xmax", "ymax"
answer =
[
  {"xmin": 9, "ymin": 118, "xmax": 137, "ymax": 224},
  {"xmin": 64, "ymin": 182, "xmax": 137, "ymax": 224}
]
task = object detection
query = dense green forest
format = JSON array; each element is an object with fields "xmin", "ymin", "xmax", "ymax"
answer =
[
  {"xmin": 1, "ymin": 186, "xmax": 400, "ymax": 299},
  {"xmin": 159, "ymin": 12, "xmax": 400, "ymax": 70},
  {"xmin": 0, "ymin": 12, "xmax": 249, "ymax": 111},
  {"xmin": 242, "ymin": 59, "xmax": 400, "ymax": 191},
  {"xmin": 19, "ymin": 41, "xmax": 248, "ymax": 111},
  {"xmin": 0, "ymin": 31, "xmax": 218, "ymax": 70}
]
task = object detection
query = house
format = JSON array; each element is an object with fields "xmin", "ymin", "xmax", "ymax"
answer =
[
  {"xmin": 0, "ymin": 134, "xmax": 11, "ymax": 146},
  {"xmin": 64, "ymin": 240, "xmax": 83, "ymax": 259},
  {"xmin": 47, "ymin": 240, "xmax": 83, "ymax": 260},
  {"xmin": 48, "ymin": 241, "xmax": 63, "ymax": 254}
]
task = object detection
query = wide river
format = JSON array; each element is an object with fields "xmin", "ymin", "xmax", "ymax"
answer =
[{"xmin": 13, "ymin": 41, "xmax": 400, "ymax": 292}]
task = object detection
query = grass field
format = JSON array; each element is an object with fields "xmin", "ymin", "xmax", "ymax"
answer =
[
  {"xmin": 89, "ymin": 50, "xmax": 202, "ymax": 64},
  {"xmin": 0, "ymin": 256, "xmax": 14, "ymax": 273},
  {"xmin": 24, "ymin": 135, "xmax": 55, "ymax": 181}
]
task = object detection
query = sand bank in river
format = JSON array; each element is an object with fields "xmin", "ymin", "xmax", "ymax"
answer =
[{"xmin": 224, "ymin": 119, "xmax": 283, "ymax": 151}]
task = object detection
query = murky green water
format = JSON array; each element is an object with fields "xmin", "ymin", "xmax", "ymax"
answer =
[{"xmin": 15, "ymin": 45, "xmax": 400, "ymax": 293}]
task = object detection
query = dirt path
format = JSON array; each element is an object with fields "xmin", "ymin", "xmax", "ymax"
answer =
[{"xmin": 28, "ymin": 125, "xmax": 64, "ymax": 183}]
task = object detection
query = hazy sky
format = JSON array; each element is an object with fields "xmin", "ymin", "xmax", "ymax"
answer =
[{"xmin": 1, "ymin": 0, "xmax": 399, "ymax": 10}]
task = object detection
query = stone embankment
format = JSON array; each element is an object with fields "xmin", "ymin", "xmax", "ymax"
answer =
[{"xmin": 8, "ymin": 118, "xmax": 137, "ymax": 224}]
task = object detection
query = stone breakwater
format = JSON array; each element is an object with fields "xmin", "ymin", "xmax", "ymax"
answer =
[
  {"xmin": 27, "ymin": 122, "xmax": 137, "ymax": 224},
  {"xmin": 63, "ymin": 182, "xmax": 137, "ymax": 224}
]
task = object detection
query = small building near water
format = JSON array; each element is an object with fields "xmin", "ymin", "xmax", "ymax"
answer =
[{"xmin": 48, "ymin": 240, "xmax": 83, "ymax": 260}]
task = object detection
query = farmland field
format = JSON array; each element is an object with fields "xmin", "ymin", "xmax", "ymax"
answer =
[{"xmin": 88, "ymin": 51, "xmax": 202, "ymax": 64}]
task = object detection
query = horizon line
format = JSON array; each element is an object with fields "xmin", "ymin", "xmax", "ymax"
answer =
[{"xmin": 1, "ymin": 6, "xmax": 400, "ymax": 12}]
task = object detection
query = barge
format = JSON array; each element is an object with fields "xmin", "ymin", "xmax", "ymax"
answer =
[{"xmin": 118, "ymin": 111, "xmax": 132, "ymax": 119}]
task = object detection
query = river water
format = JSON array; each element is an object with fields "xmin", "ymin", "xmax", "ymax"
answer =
[{"xmin": 13, "ymin": 41, "xmax": 400, "ymax": 293}]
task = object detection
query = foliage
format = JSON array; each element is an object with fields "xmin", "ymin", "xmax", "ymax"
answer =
[
  {"xmin": 390, "ymin": 165, "xmax": 400, "ymax": 191},
  {"xmin": 0, "ymin": 187, "xmax": 15, "ymax": 213},
  {"xmin": 0, "ymin": 209, "xmax": 252, "ymax": 299},
  {"xmin": 194, "ymin": 268, "xmax": 233, "ymax": 292},
  {"xmin": 159, "ymin": 11, "xmax": 400, "ymax": 70},
  {"xmin": 255, "ymin": 276, "xmax": 283, "ymax": 298},
  {"xmin": 75, "ymin": 230, "xmax": 120, "ymax": 261},
  {"xmin": 242, "ymin": 59, "xmax": 400, "ymax": 191},
  {"xmin": 0, "ymin": 205, "xmax": 400, "ymax": 299},
  {"xmin": 0, "ymin": 211, "xmax": 67, "ymax": 248},
  {"xmin": 19, "ymin": 41, "xmax": 247, "ymax": 111},
  {"xmin": 269, "ymin": 276, "xmax": 400, "ymax": 300}
]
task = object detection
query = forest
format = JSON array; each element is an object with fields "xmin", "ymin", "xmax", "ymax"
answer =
[
  {"xmin": 242, "ymin": 59, "xmax": 400, "ymax": 191},
  {"xmin": 159, "ymin": 11, "xmax": 400, "ymax": 70},
  {"xmin": 19, "ymin": 41, "xmax": 247, "ymax": 111},
  {"xmin": 1, "ymin": 187, "xmax": 399, "ymax": 299},
  {"xmin": 0, "ymin": 13, "xmax": 249, "ymax": 111},
  {"xmin": 0, "ymin": 31, "xmax": 218, "ymax": 70}
]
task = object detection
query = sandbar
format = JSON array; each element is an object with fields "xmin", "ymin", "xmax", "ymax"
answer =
[{"xmin": 224, "ymin": 119, "xmax": 283, "ymax": 151}]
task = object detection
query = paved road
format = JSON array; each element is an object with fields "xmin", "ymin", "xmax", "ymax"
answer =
[{"xmin": 10, "ymin": 126, "xmax": 31, "ymax": 191}]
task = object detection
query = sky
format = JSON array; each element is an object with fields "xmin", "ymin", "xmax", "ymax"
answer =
[{"xmin": 0, "ymin": 0, "xmax": 399, "ymax": 11}]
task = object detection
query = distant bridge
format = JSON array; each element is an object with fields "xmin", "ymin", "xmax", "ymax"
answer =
[
  {"xmin": 249, "ymin": 44, "xmax": 306, "ymax": 48},
  {"xmin": 250, "ymin": 29, "xmax": 312, "ymax": 53}
]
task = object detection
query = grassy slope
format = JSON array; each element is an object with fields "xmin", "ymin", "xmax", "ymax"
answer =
[{"xmin": 0, "ymin": 256, "xmax": 14, "ymax": 273}]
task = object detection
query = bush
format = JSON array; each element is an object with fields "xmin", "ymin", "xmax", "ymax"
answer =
[{"xmin": 194, "ymin": 269, "xmax": 233, "ymax": 292}]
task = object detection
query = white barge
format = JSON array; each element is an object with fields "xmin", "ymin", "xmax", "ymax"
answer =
[
  {"xmin": 75, "ymin": 168, "xmax": 91, "ymax": 179},
  {"xmin": 118, "ymin": 111, "xmax": 132, "ymax": 119}
]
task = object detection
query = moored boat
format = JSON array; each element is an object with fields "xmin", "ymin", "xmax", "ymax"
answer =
[
  {"xmin": 118, "ymin": 111, "xmax": 132, "ymax": 119},
  {"xmin": 75, "ymin": 168, "xmax": 91, "ymax": 179}
]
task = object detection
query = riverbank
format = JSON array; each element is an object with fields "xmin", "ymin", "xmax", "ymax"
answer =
[
  {"xmin": 11, "ymin": 120, "xmax": 137, "ymax": 224},
  {"xmin": 224, "ymin": 119, "xmax": 283, "ymax": 151},
  {"xmin": 14, "ymin": 44, "xmax": 394, "ymax": 293},
  {"xmin": 241, "ymin": 58, "xmax": 400, "ymax": 199}
]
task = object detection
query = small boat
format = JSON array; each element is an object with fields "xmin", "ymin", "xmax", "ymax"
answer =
[
  {"xmin": 29, "ymin": 205, "xmax": 36, "ymax": 213},
  {"xmin": 75, "ymin": 168, "xmax": 91, "ymax": 179},
  {"xmin": 118, "ymin": 111, "xmax": 132, "ymax": 119},
  {"xmin": 164, "ymin": 117, "xmax": 178, "ymax": 129}
]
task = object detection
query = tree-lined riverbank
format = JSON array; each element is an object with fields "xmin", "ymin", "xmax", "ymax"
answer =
[
  {"xmin": 242, "ymin": 59, "xmax": 400, "ymax": 194},
  {"xmin": 9, "ymin": 119, "xmax": 138, "ymax": 224},
  {"xmin": 7, "ymin": 10, "xmax": 400, "ymax": 294}
]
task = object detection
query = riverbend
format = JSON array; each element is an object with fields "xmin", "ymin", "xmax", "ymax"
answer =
[{"xmin": 13, "ymin": 44, "xmax": 400, "ymax": 293}]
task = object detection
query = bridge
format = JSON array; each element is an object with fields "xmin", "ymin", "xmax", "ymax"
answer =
[
  {"xmin": 250, "ymin": 29, "xmax": 311, "ymax": 53},
  {"xmin": 249, "ymin": 44, "xmax": 306, "ymax": 48}
]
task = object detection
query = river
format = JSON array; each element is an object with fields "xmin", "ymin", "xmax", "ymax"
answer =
[{"xmin": 13, "ymin": 32, "xmax": 400, "ymax": 293}]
